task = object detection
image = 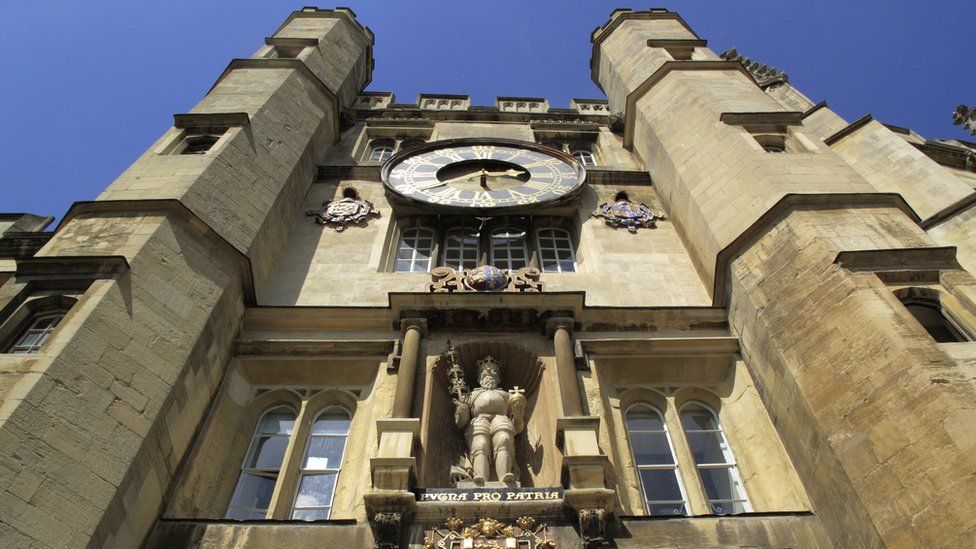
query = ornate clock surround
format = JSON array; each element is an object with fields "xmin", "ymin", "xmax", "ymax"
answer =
[{"xmin": 381, "ymin": 138, "xmax": 586, "ymax": 214}]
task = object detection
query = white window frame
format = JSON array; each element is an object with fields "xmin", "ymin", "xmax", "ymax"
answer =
[
  {"xmin": 290, "ymin": 406, "xmax": 350, "ymax": 521},
  {"xmin": 443, "ymin": 226, "xmax": 480, "ymax": 270},
  {"xmin": 571, "ymin": 149, "xmax": 597, "ymax": 167},
  {"xmin": 394, "ymin": 226, "xmax": 436, "ymax": 272},
  {"xmin": 368, "ymin": 144, "xmax": 394, "ymax": 163},
  {"xmin": 490, "ymin": 227, "xmax": 529, "ymax": 271},
  {"xmin": 679, "ymin": 402, "xmax": 751, "ymax": 515},
  {"xmin": 625, "ymin": 403, "xmax": 689, "ymax": 516},
  {"xmin": 535, "ymin": 227, "xmax": 576, "ymax": 273},
  {"xmin": 7, "ymin": 312, "xmax": 64, "ymax": 354},
  {"xmin": 226, "ymin": 406, "xmax": 296, "ymax": 520}
]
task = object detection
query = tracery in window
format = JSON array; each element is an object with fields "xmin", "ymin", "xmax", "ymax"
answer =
[
  {"xmin": 679, "ymin": 402, "xmax": 750, "ymax": 515},
  {"xmin": 626, "ymin": 404, "xmax": 687, "ymax": 516},
  {"xmin": 490, "ymin": 227, "xmax": 528, "ymax": 270},
  {"xmin": 395, "ymin": 226, "xmax": 435, "ymax": 272},
  {"xmin": 6, "ymin": 312, "xmax": 64, "ymax": 354},
  {"xmin": 536, "ymin": 227, "xmax": 576, "ymax": 273},
  {"xmin": 443, "ymin": 226, "xmax": 480, "ymax": 270},
  {"xmin": 291, "ymin": 406, "xmax": 350, "ymax": 520},
  {"xmin": 226, "ymin": 407, "xmax": 296, "ymax": 520}
]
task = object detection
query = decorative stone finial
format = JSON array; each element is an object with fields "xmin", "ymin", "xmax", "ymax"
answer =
[
  {"xmin": 720, "ymin": 47, "xmax": 789, "ymax": 88},
  {"xmin": 953, "ymin": 105, "xmax": 976, "ymax": 136}
]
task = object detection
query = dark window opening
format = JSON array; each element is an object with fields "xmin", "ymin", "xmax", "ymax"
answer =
[
  {"xmin": 904, "ymin": 300, "xmax": 967, "ymax": 343},
  {"xmin": 181, "ymin": 133, "xmax": 222, "ymax": 155}
]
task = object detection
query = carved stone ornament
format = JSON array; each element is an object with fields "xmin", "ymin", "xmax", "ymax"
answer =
[
  {"xmin": 592, "ymin": 200, "xmax": 666, "ymax": 233},
  {"xmin": 953, "ymin": 104, "xmax": 976, "ymax": 136},
  {"xmin": 577, "ymin": 509, "xmax": 608, "ymax": 548},
  {"xmin": 306, "ymin": 196, "xmax": 380, "ymax": 231},
  {"xmin": 424, "ymin": 516, "xmax": 555, "ymax": 549},
  {"xmin": 720, "ymin": 47, "xmax": 789, "ymax": 88},
  {"xmin": 430, "ymin": 266, "xmax": 543, "ymax": 293},
  {"xmin": 372, "ymin": 512, "xmax": 401, "ymax": 549}
]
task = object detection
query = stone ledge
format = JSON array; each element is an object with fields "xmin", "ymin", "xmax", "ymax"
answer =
[
  {"xmin": 720, "ymin": 111, "xmax": 804, "ymax": 126},
  {"xmin": 232, "ymin": 338, "xmax": 395, "ymax": 357},
  {"xmin": 712, "ymin": 192, "xmax": 921, "ymax": 307},
  {"xmin": 264, "ymin": 36, "xmax": 318, "ymax": 48},
  {"xmin": 579, "ymin": 335, "xmax": 740, "ymax": 357},
  {"xmin": 833, "ymin": 247, "xmax": 960, "ymax": 272},
  {"xmin": 15, "ymin": 255, "xmax": 129, "ymax": 280},
  {"xmin": 823, "ymin": 114, "xmax": 874, "ymax": 146},
  {"xmin": 173, "ymin": 112, "xmax": 250, "ymax": 130}
]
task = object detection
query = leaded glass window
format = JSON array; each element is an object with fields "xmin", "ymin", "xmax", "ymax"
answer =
[
  {"xmin": 536, "ymin": 227, "xmax": 576, "ymax": 273},
  {"xmin": 490, "ymin": 227, "xmax": 528, "ymax": 270},
  {"xmin": 7, "ymin": 312, "xmax": 64, "ymax": 354},
  {"xmin": 444, "ymin": 226, "xmax": 480, "ymax": 270},
  {"xmin": 395, "ymin": 226, "xmax": 435, "ymax": 272}
]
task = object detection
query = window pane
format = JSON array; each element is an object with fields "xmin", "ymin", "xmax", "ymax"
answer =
[
  {"xmin": 680, "ymin": 404, "xmax": 719, "ymax": 431},
  {"xmin": 698, "ymin": 467, "xmax": 740, "ymax": 503},
  {"xmin": 685, "ymin": 432, "xmax": 726, "ymax": 464},
  {"xmin": 627, "ymin": 408, "xmax": 665, "ymax": 431},
  {"xmin": 292, "ymin": 508, "xmax": 331, "ymax": 521},
  {"xmin": 710, "ymin": 500, "xmax": 749, "ymax": 515},
  {"xmin": 259, "ymin": 413, "xmax": 294, "ymax": 435},
  {"xmin": 312, "ymin": 414, "xmax": 350, "ymax": 435},
  {"xmin": 246, "ymin": 435, "xmax": 290, "ymax": 469},
  {"xmin": 227, "ymin": 507, "xmax": 267, "ymax": 521},
  {"xmin": 639, "ymin": 469, "xmax": 684, "ymax": 506},
  {"xmin": 648, "ymin": 502, "xmax": 686, "ymax": 516},
  {"xmin": 304, "ymin": 437, "xmax": 346, "ymax": 469},
  {"xmin": 630, "ymin": 432, "xmax": 675, "ymax": 465},
  {"xmin": 295, "ymin": 473, "xmax": 337, "ymax": 507},
  {"xmin": 230, "ymin": 473, "xmax": 276, "ymax": 511}
]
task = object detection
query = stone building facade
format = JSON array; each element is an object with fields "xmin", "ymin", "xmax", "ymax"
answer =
[{"xmin": 1, "ymin": 7, "xmax": 975, "ymax": 548}]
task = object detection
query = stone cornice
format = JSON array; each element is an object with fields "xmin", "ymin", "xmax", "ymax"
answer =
[
  {"xmin": 823, "ymin": 114, "xmax": 874, "ymax": 146},
  {"xmin": 53, "ymin": 199, "xmax": 256, "ymax": 305},
  {"xmin": 920, "ymin": 192, "xmax": 976, "ymax": 230},
  {"xmin": 208, "ymin": 58, "xmax": 340, "ymax": 143},
  {"xmin": 271, "ymin": 7, "xmax": 375, "ymax": 46},
  {"xmin": 711, "ymin": 192, "xmax": 921, "ymax": 307},
  {"xmin": 15, "ymin": 255, "xmax": 129, "ymax": 280},
  {"xmin": 578, "ymin": 335, "xmax": 740, "ymax": 357},
  {"xmin": 173, "ymin": 112, "xmax": 250, "ymax": 130},
  {"xmin": 833, "ymin": 247, "xmax": 960, "ymax": 272},
  {"xmin": 623, "ymin": 61, "xmax": 756, "ymax": 148},
  {"xmin": 801, "ymin": 100, "xmax": 829, "ymax": 119}
]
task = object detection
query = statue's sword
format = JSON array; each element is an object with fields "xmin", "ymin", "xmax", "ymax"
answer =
[{"xmin": 445, "ymin": 340, "xmax": 469, "ymax": 404}]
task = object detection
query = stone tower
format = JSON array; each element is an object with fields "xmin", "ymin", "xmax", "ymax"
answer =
[{"xmin": 0, "ymin": 7, "xmax": 974, "ymax": 548}]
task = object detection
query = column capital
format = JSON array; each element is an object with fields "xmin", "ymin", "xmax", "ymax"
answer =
[
  {"xmin": 546, "ymin": 316, "xmax": 575, "ymax": 337},
  {"xmin": 400, "ymin": 317, "xmax": 428, "ymax": 337}
]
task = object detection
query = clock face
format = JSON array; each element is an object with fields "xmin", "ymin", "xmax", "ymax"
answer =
[{"xmin": 382, "ymin": 139, "xmax": 585, "ymax": 212}]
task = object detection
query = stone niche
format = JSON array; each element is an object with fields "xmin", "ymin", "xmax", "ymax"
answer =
[{"xmin": 416, "ymin": 338, "xmax": 562, "ymax": 489}]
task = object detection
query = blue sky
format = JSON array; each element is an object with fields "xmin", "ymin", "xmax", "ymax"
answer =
[{"xmin": 0, "ymin": 1, "xmax": 972, "ymax": 221}]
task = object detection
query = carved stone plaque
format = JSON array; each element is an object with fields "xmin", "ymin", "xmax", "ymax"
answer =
[
  {"xmin": 307, "ymin": 196, "xmax": 380, "ymax": 231},
  {"xmin": 424, "ymin": 517, "xmax": 556, "ymax": 549}
]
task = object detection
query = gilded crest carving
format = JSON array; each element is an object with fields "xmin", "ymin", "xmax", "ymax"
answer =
[
  {"xmin": 592, "ymin": 199, "xmax": 666, "ymax": 233},
  {"xmin": 307, "ymin": 194, "xmax": 380, "ymax": 231},
  {"xmin": 430, "ymin": 266, "xmax": 542, "ymax": 293},
  {"xmin": 424, "ymin": 517, "xmax": 555, "ymax": 549}
]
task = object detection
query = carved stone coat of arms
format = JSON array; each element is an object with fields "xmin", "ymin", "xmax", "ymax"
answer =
[{"xmin": 307, "ymin": 196, "xmax": 380, "ymax": 231}]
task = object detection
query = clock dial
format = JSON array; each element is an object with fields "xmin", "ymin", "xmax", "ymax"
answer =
[{"xmin": 381, "ymin": 139, "xmax": 585, "ymax": 211}]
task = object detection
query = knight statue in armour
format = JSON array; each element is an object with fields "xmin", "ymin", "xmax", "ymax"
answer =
[{"xmin": 453, "ymin": 356, "xmax": 527, "ymax": 485}]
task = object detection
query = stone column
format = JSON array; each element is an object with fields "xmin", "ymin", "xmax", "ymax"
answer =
[
  {"xmin": 392, "ymin": 318, "xmax": 427, "ymax": 418},
  {"xmin": 547, "ymin": 317, "xmax": 583, "ymax": 416}
]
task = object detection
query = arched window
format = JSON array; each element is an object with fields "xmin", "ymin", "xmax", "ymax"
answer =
[
  {"xmin": 536, "ymin": 227, "xmax": 576, "ymax": 273},
  {"xmin": 571, "ymin": 148, "xmax": 596, "ymax": 167},
  {"xmin": 226, "ymin": 407, "xmax": 296, "ymax": 520},
  {"xmin": 443, "ymin": 226, "xmax": 480, "ymax": 270},
  {"xmin": 395, "ymin": 226, "xmax": 435, "ymax": 272},
  {"xmin": 901, "ymin": 297, "xmax": 968, "ymax": 343},
  {"xmin": 6, "ymin": 311, "xmax": 65, "ymax": 354},
  {"xmin": 490, "ymin": 227, "xmax": 528, "ymax": 270},
  {"xmin": 626, "ymin": 404, "xmax": 687, "ymax": 516},
  {"xmin": 291, "ymin": 406, "xmax": 351, "ymax": 520},
  {"xmin": 367, "ymin": 140, "xmax": 395, "ymax": 162},
  {"xmin": 679, "ymin": 402, "xmax": 750, "ymax": 515}
]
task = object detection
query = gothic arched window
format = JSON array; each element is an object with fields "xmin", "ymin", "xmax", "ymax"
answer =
[
  {"xmin": 900, "ymin": 295, "xmax": 968, "ymax": 343},
  {"xmin": 626, "ymin": 403, "xmax": 687, "ymax": 516},
  {"xmin": 6, "ymin": 312, "xmax": 64, "ymax": 354},
  {"xmin": 226, "ymin": 406, "xmax": 296, "ymax": 520},
  {"xmin": 536, "ymin": 227, "xmax": 576, "ymax": 273},
  {"xmin": 291, "ymin": 406, "xmax": 351, "ymax": 520},
  {"xmin": 395, "ymin": 226, "xmax": 435, "ymax": 272},
  {"xmin": 679, "ymin": 402, "xmax": 750, "ymax": 515},
  {"xmin": 443, "ymin": 226, "xmax": 480, "ymax": 270},
  {"xmin": 490, "ymin": 227, "xmax": 528, "ymax": 270}
]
